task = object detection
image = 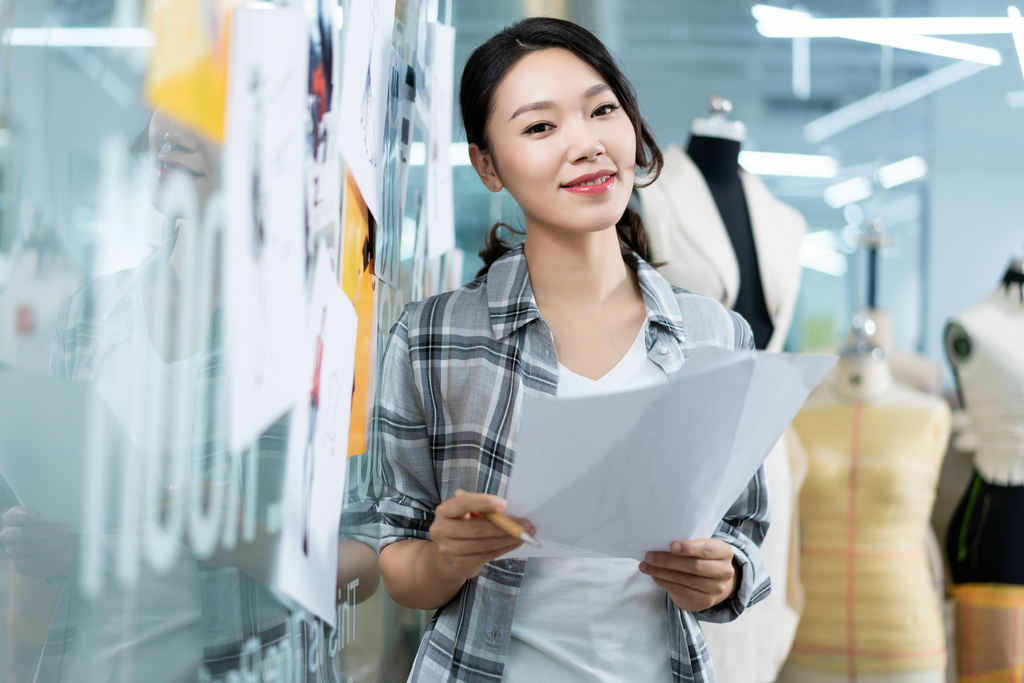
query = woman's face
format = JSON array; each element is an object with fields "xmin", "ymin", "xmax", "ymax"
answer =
[
  {"xmin": 148, "ymin": 107, "xmax": 221, "ymax": 214},
  {"xmin": 471, "ymin": 48, "xmax": 636, "ymax": 238}
]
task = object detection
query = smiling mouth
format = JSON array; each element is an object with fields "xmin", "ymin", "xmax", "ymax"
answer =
[
  {"xmin": 158, "ymin": 159, "xmax": 205, "ymax": 178},
  {"xmin": 562, "ymin": 171, "xmax": 615, "ymax": 188}
]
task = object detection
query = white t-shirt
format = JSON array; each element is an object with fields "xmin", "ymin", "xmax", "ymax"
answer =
[{"xmin": 504, "ymin": 324, "xmax": 673, "ymax": 683}]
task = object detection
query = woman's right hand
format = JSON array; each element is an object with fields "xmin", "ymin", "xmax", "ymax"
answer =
[
  {"xmin": 429, "ymin": 492, "xmax": 535, "ymax": 580},
  {"xmin": 0, "ymin": 506, "xmax": 79, "ymax": 579}
]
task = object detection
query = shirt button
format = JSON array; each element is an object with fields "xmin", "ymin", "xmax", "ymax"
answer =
[{"xmin": 658, "ymin": 346, "xmax": 668, "ymax": 355}]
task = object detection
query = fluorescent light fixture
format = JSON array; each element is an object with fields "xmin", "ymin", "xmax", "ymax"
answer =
[
  {"xmin": 799, "ymin": 231, "xmax": 849, "ymax": 276},
  {"xmin": 410, "ymin": 142, "xmax": 471, "ymax": 167},
  {"xmin": 757, "ymin": 23, "xmax": 1002, "ymax": 65},
  {"xmin": 3, "ymin": 27, "xmax": 155, "ymax": 47},
  {"xmin": 1010, "ymin": 7, "xmax": 1024, "ymax": 81},
  {"xmin": 753, "ymin": 5, "xmax": 1004, "ymax": 65},
  {"xmin": 805, "ymin": 60, "xmax": 989, "ymax": 143},
  {"xmin": 752, "ymin": 5, "xmax": 1017, "ymax": 35},
  {"xmin": 1007, "ymin": 89, "xmax": 1024, "ymax": 107},
  {"xmin": 793, "ymin": 36, "xmax": 811, "ymax": 100},
  {"xmin": 738, "ymin": 151, "xmax": 838, "ymax": 177},
  {"xmin": 824, "ymin": 177, "xmax": 873, "ymax": 207},
  {"xmin": 877, "ymin": 156, "xmax": 927, "ymax": 188}
]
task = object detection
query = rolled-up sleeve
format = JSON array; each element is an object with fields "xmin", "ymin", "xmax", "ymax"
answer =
[{"xmin": 376, "ymin": 307, "xmax": 440, "ymax": 552}]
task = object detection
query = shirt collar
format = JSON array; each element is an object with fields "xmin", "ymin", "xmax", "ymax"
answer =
[{"xmin": 485, "ymin": 245, "xmax": 688, "ymax": 344}]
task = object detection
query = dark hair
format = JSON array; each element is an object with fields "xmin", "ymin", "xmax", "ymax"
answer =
[{"xmin": 461, "ymin": 17, "xmax": 663, "ymax": 276}]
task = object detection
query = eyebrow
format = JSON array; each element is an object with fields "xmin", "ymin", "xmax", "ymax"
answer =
[{"xmin": 507, "ymin": 83, "xmax": 614, "ymax": 122}]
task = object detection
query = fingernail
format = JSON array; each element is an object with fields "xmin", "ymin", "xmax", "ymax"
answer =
[
  {"xmin": 639, "ymin": 562, "xmax": 647, "ymax": 572},
  {"xmin": 671, "ymin": 542, "xmax": 682, "ymax": 553},
  {"xmin": 644, "ymin": 552, "xmax": 654, "ymax": 563}
]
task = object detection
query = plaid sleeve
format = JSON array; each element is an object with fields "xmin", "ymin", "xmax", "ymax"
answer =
[
  {"xmin": 693, "ymin": 460, "xmax": 772, "ymax": 624},
  {"xmin": 376, "ymin": 307, "xmax": 439, "ymax": 552}
]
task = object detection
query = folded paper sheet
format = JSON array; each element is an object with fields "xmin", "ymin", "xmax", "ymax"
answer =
[{"xmin": 501, "ymin": 348, "xmax": 836, "ymax": 560}]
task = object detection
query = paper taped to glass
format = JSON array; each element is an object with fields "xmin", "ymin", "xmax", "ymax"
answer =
[{"xmin": 501, "ymin": 348, "xmax": 836, "ymax": 560}]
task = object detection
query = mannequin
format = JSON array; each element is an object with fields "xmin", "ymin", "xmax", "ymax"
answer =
[
  {"xmin": 782, "ymin": 315, "xmax": 950, "ymax": 683},
  {"xmin": 687, "ymin": 99, "xmax": 773, "ymax": 349},
  {"xmin": 637, "ymin": 96, "xmax": 807, "ymax": 683},
  {"xmin": 943, "ymin": 258, "xmax": 1024, "ymax": 683}
]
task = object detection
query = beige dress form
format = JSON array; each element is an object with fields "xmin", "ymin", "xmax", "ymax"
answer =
[
  {"xmin": 639, "ymin": 144, "xmax": 807, "ymax": 683},
  {"xmin": 782, "ymin": 357, "xmax": 950, "ymax": 683}
]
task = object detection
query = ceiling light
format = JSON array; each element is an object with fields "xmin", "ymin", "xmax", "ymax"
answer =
[
  {"xmin": 824, "ymin": 177, "xmax": 873, "ymax": 207},
  {"xmin": 739, "ymin": 151, "xmax": 838, "ymax": 178},
  {"xmin": 805, "ymin": 60, "xmax": 989, "ymax": 143},
  {"xmin": 752, "ymin": 5, "xmax": 1016, "ymax": 35},
  {"xmin": 877, "ymin": 156, "xmax": 928, "ymax": 188},
  {"xmin": 756, "ymin": 23, "xmax": 1002, "ymax": 65},
  {"xmin": 1009, "ymin": 7, "xmax": 1024, "ymax": 81},
  {"xmin": 3, "ymin": 27, "xmax": 155, "ymax": 47},
  {"xmin": 752, "ymin": 5, "xmax": 1005, "ymax": 65},
  {"xmin": 799, "ymin": 232, "xmax": 849, "ymax": 276},
  {"xmin": 1006, "ymin": 90, "xmax": 1024, "ymax": 107}
]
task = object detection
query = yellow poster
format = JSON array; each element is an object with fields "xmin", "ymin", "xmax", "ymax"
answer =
[
  {"xmin": 144, "ymin": 0, "xmax": 241, "ymax": 142},
  {"xmin": 341, "ymin": 172, "xmax": 377, "ymax": 457}
]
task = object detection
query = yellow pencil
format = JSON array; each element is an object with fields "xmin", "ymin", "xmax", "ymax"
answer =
[{"xmin": 454, "ymin": 489, "xmax": 541, "ymax": 547}]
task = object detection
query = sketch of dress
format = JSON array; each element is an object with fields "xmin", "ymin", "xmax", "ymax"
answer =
[
  {"xmin": 360, "ymin": 3, "xmax": 379, "ymax": 168},
  {"xmin": 302, "ymin": 309, "xmax": 327, "ymax": 556}
]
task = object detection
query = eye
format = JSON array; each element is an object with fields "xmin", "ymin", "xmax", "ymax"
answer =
[
  {"xmin": 593, "ymin": 103, "xmax": 620, "ymax": 117},
  {"xmin": 524, "ymin": 122, "xmax": 553, "ymax": 134}
]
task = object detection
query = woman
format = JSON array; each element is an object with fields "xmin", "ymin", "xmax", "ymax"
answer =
[{"xmin": 376, "ymin": 18, "xmax": 770, "ymax": 683}]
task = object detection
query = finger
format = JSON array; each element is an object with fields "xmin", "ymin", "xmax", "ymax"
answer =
[
  {"xmin": 668, "ymin": 539, "xmax": 734, "ymax": 561},
  {"xmin": 642, "ymin": 552, "xmax": 733, "ymax": 579},
  {"xmin": 639, "ymin": 563, "xmax": 722, "ymax": 595},
  {"xmin": 439, "ymin": 493, "xmax": 507, "ymax": 519},
  {"xmin": 433, "ymin": 517, "xmax": 518, "ymax": 540},
  {"xmin": 2, "ymin": 507, "xmax": 40, "ymax": 525},
  {"xmin": 650, "ymin": 578, "xmax": 719, "ymax": 610},
  {"xmin": 442, "ymin": 536, "xmax": 525, "ymax": 557},
  {"xmin": 0, "ymin": 523, "xmax": 73, "ymax": 544},
  {"xmin": 448, "ymin": 541, "xmax": 523, "ymax": 564},
  {"xmin": 5, "ymin": 536, "xmax": 79, "ymax": 559}
]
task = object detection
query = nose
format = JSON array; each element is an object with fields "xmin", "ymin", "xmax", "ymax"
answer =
[
  {"xmin": 565, "ymin": 116, "xmax": 605, "ymax": 163},
  {"xmin": 163, "ymin": 120, "xmax": 200, "ymax": 154}
]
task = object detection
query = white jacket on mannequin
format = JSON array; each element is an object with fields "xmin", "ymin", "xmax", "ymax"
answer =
[
  {"xmin": 639, "ymin": 143, "xmax": 807, "ymax": 683},
  {"xmin": 638, "ymin": 144, "xmax": 805, "ymax": 352}
]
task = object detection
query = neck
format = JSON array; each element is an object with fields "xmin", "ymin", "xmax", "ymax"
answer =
[
  {"xmin": 522, "ymin": 222, "xmax": 637, "ymax": 313},
  {"xmin": 833, "ymin": 353, "xmax": 893, "ymax": 401},
  {"xmin": 687, "ymin": 135, "xmax": 741, "ymax": 187}
]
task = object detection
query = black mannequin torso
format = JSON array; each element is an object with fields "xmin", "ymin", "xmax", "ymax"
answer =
[{"xmin": 687, "ymin": 135, "xmax": 774, "ymax": 349}]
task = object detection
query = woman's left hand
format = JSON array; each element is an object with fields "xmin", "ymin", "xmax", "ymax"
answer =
[{"xmin": 639, "ymin": 538, "xmax": 740, "ymax": 612}]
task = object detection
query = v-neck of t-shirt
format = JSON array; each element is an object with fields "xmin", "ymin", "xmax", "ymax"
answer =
[{"xmin": 557, "ymin": 323, "xmax": 652, "ymax": 397}]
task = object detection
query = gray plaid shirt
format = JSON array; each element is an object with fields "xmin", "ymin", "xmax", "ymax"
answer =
[{"xmin": 376, "ymin": 246, "xmax": 772, "ymax": 683}]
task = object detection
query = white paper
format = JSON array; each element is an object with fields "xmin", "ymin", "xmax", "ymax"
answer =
[
  {"xmin": 376, "ymin": 48, "xmax": 416, "ymax": 288},
  {"xmin": 224, "ymin": 8, "xmax": 309, "ymax": 452},
  {"xmin": 276, "ymin": 250, "xmax": 358, "ymax": 624},
  {"xmin": 304, "ymin": 0, "xmax": 342, "ymax": 260},
  {"xmin": 337, "ymin": 0, "xmax": 396, "ymax": 224},
  {"xmin": 501, "ymin": 349, "xmax": 836, "ymax": 560},
  {"xmin": 0, "ymin": 369, "xmax": 94, "ymax": 530},
  {"xmin": 425, "ymin": 22, "xmax": 456, "ymax": 259}
]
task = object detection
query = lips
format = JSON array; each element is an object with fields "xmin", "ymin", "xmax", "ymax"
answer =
[
  {"xmin": 561, "ymin": 170, "xmax": 615, "ymax": 195},
  {"xmin": 157, "ymin": 157, "xmax": 205, "ymax": 178}
]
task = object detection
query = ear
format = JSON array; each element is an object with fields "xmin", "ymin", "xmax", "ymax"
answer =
[{"xmin": 468, "ymin": 143, "xmax": 502, "ymax": 192}]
